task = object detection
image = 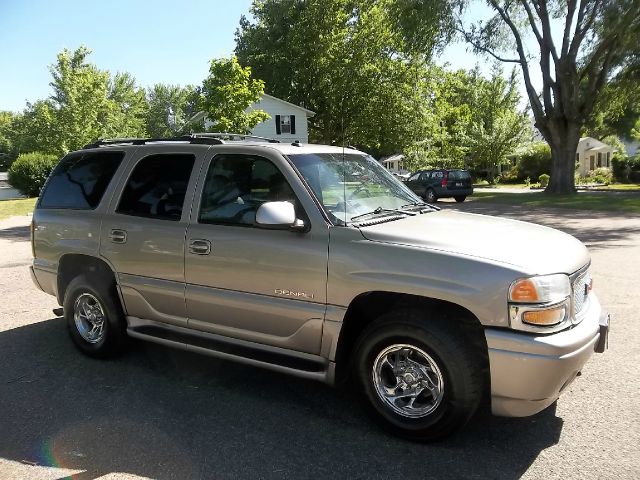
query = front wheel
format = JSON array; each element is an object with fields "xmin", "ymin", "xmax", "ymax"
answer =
[
  {"xmin": 454, "ymin": 195, "xmax": 467, "ymax": 202},
  {"xmin": 353, "ymin": 310, "xmax": 483, "ymax": 441}
]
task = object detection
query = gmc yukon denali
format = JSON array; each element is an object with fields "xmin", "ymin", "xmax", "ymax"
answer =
[{"xmin": 30, "ymin": 133, "xmax": 609, "ymax": 440}]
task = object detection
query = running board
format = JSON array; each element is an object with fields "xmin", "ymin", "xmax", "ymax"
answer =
[{"xmin": 126, "ymin": 321, "xmax": 331, "ymax": 383}]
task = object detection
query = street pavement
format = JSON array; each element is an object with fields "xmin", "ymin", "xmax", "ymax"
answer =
[{"xmin": 0, "ymin": 202, "xmax": 639, "ymax": 480}]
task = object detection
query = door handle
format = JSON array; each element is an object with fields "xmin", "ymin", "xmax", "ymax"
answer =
[
  {"xmin": 109, "ymin": 229, "xmax": 127, "ymax": 244},
  {"xmin": 189, "ymin": 239, "xmax": 211, "ymax": 255}
]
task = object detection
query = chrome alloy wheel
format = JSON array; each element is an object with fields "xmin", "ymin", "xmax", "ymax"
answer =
[
  {"xmin": 372, "ymin": 344, "xmax": 445, "ymax": 418},
  {"xmin": 74, "ymin": 293, "xmax": 106, "ymax": 344}
]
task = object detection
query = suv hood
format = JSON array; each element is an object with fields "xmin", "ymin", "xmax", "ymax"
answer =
[{"xmin": 358, "ymin": 210, "xmax": 589, "ymax": 274}]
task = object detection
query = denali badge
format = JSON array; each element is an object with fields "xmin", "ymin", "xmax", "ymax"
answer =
[{"xmin": 275, "ymin": 289, "xmax": 314, "ymax": 299}]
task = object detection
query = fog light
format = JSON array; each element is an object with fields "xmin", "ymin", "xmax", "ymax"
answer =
[{"xmin": 522, "ymin": 305, "xmax": 566, "ymax": 326}]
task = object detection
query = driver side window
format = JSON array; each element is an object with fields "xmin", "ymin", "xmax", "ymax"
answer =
[{"xmin": 199, "ymin": 154, "xmax": 297, "ymax": 226}]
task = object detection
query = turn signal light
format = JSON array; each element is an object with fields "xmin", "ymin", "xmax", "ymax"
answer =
[
  {"xmin": 522, "ymin": 306, "xmax": 566, "ymax": 326},
  {"xmin": 510, "ymin": 278, "xmax": 539, "ymax": 302}
]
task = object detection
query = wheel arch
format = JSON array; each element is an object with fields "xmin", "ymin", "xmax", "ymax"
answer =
[
  {"xmin": 333, "ymin": 291, "xmax": 489, "ymax": 387},
  {"xmin": 57, "ymin": 254, "xmax": 119, "ymax": 306}
]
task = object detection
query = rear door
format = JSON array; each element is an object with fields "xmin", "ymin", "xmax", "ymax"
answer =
[
  {"xmin": 100, "ymin": 146, "xmax": 204, "ymax": 328},
  {"xmin": 184, "ymin": 149, "xmax": 329, "ymax": 354},
  {"xmin": 446, "ymin": 170, "xmax": 472, "ymax": 193}
]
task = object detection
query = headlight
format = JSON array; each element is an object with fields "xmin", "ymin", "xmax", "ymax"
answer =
[
  {"xmin": 508, "ymin": 274, "xmax": 571, "ymax": 332},
  {"xmin": 509, "ymin": 274, "xmax": 570, "ymax": 304}
]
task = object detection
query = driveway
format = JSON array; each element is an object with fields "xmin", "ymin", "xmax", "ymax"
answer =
[{"xmin": 0, "ymin": 205, "xmax": 639, "ymax": 480}]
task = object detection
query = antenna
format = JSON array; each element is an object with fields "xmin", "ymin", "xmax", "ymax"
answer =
[{"xmin": 341, "ymin": 102, "xmax": 347, "ymax": 226}]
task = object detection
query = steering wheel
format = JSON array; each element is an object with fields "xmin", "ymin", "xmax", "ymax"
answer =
[{"xmin": 347, "ymin": 185, "xmax": 370, "ymax": 200}]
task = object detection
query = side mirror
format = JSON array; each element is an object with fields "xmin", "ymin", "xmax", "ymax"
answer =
[{"xmin": 255, "ymin": 201, "xmax": 306, "ymax": 231}]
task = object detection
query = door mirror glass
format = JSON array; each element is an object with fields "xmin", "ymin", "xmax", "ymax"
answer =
[{"xmin": 255, "ymin": 201, "xmax": 297, "ymax": 228}]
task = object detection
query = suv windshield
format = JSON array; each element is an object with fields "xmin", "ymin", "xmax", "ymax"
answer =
[{"xmin": 288, "ymin": 152, "xmax": 421, "ymax": 224}]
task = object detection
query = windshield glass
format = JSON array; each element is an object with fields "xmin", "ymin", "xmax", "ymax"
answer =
[{"xmin": 288, "ymin": 152, "xmax": 422, "ymax": 224}]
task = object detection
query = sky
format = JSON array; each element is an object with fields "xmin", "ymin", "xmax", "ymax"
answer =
[{"xmin": 0, "ymin": 0, "xmax": 540, "ymax": 113}]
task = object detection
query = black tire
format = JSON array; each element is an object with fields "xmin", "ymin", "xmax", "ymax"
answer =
[
  {"xmin": 425, "ymin": 188, "xmax": 437, "ymax": 203},
  {"xmin": 454, "ymin": 195, "xmax": 467, "ymax": 203},
  {"xmin": 64, "ymin": 274, "xmax": 128, "ymax": 358},
  {"xmin": 353, "ymin": 309, "xmax": 483, "ymax": 441}
]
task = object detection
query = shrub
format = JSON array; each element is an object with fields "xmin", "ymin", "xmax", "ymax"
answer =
[
  {"xmin": 8, "ymin": 152, "xmax": 59, "ymax": 197},
  {"xmin": 539, "ymin": 173, "xmax": 550, "ymax": 187},
  {"xmin": 611, "ymin": 155, "xmax": 630, "ymax": 182},
  {"xmin": 500, "ymin": 166, "xmax": 520, "ymax": 184},
  {"xmin": 586, "ymin": 167, "xmax": 612, "ymax": 185},
  {"xmin": 513, "ymin": 142, "xmax": 551, "ymax": 181}
]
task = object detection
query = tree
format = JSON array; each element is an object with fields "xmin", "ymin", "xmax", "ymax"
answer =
[
  {"xmin": 0, "ymin": 111, "xmax": 19, "ymax": 168},
  {"xmin": 200, "ymin": 56, "xmax": 269, "ymax": 133},
  {"xmin": 455, "ymin": 0, "xmax": 640, "ymax": 193},
  {"xmin": 235, "ymin": 0, "xmax": 453, "ymax": 156},
  {"xmin": 106, "ymin": 72, "xmax": 148, "ymax": 139},
  {"xmin": 146, "ymin": 84, "xmax": 202, "ymax": 137},
  {"xmin": 465, "ymin": 66, "xmax": 529, "ymax": 181}
]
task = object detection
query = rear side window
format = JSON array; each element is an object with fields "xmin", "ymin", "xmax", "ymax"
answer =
[
  {"xmin": 117, "ymin": 154, "xmax": 195, "ymax": 221},
  {"xmin": 39, "ymin": 151, "xmax": 124, "ymax": 209}
]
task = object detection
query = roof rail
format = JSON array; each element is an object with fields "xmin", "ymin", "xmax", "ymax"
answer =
[
  {"xmin": 188, "ymin": 132, "xmax": 280, "ymax": 143},
  {"xmin": 83, "ymin": 132, "xmax": 280, "ymax": 150}
]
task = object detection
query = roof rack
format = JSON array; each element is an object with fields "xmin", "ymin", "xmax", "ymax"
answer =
[{"xmin": 82, "ymin": 132, "xmax": 280, "ymax": 150}]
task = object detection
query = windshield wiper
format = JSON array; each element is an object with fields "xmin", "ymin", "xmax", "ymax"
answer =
[
  {"xmin": 400, "ymin": 202, "xmax": 440, "ymax": 212},
  {"xmin": 350, "ymin": 207, "xmax": 407, "ymax": 222}
]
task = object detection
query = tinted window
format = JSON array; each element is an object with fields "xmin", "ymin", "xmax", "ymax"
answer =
[
  {"xmin": 199, "ymin": 154, "xmax": 297, "ymax": 226},
  {"xmin": 449, "ymin": 170, "xmax": 471, "ymax": 181},
  {"xmin": 117, "ymin": 154, "xmax": 195, "ymax": 221},
  {"xmin": 420, "ymin": 172, "xmax": 430, "ymax": 181},
  {"xmin": 39, "ymin": 151, "xmax": 124, "ymax": 209}
]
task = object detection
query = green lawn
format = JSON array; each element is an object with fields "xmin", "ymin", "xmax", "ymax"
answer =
[
  {"xmin": 472, "ymin": 191, "xmax": 640, "ymax": 214},
  {"xmin": 0, "ymin": 198, "xmax": 37, "ymax": 220},
  {"xmin": 587, "ymin": 183, "xmax": 640, "ymax": 191}
]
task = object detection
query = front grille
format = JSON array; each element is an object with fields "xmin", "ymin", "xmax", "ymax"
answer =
[{"xmin": 573, "ymin": 270, "xmax": 590, "ymax": 315}]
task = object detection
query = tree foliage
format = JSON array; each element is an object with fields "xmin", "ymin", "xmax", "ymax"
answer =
[
  {"xmin": 201, "ymin": 56, "xmax": 269, "ymax": 133},
  {"xmin": 235, "ymin": 0, "xmax": 455, "ymax": 157},
  {"xmin": 146, "ymin": 84, "xmax": 202, "ymax": 137},
  {"xmin": 456, "ymin": 0, "xmax": 640, "ymax": 193}
]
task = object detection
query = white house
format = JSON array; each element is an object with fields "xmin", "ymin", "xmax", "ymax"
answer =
[
  {"xmin": 204, "ymin": 93, "xmax": 315, "ymax": 143},
  {"xmin": 576, "ymin": 137, "xmax": 616, "ymax": 176},
  {"xmin": 380, "ymin": 154, "xmax": 408, "ymax": 174},
  {"xmin": 249, "ymin": 94, "xmax": 315, "ymax": 143}
]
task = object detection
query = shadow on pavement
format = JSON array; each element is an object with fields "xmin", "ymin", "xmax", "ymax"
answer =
[
  {"xmin": 0, "ymin": 318, "xmax": 562, "ymax": 480},
  {"xmin": 0, "ymin": 225, "xmax": 30, "ymax": 241}
]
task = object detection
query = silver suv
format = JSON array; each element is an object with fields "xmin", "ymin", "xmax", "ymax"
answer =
[{"xmin": 30, "ymin": 134, "xmax": 609, "ymax": 440}]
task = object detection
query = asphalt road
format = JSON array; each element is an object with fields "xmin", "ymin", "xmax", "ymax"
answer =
[{"xmin": 0, "ymin": 202, "xmax": 639, "ymax": 480}]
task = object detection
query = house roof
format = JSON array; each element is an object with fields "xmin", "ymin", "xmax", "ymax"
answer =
[
  {"xmin": 261, "ymin": 94, "xmax": 316, "ymax": 116},
  {"xmin": 380, "ymin": 154, "xmax": 404, "ymax": 164}
]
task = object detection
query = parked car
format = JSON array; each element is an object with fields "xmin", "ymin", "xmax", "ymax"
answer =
[
  {"xmin": 405, "ymin": 169, "xmax": 473, "ymax": 202},
  {"xmin": 30, "ymin": 134, "xmax": 608, "ymax": 441}
]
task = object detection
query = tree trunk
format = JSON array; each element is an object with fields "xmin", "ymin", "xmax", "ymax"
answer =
[{"xmin": 544, "ymin": 124, "xmax": 581, "ymax": 194}]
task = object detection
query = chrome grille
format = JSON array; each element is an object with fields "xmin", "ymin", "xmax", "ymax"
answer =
[{"xmin": 573, "ymin": 270, "xmax": 590, "ymax": 315}]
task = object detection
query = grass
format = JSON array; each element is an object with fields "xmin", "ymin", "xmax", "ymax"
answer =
[
  {"xmin": 588, "ymin": 183, "xmax": 640, "ymax": 191},
  {"xmin": 0, "ymin": 198, "xmax": 37, "ymax": 220},
  {"xmin": 472, "ymin": 191, "xmax": 640, "ymax": 214}
]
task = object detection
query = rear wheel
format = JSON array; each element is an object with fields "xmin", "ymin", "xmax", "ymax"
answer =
[
  {"xmin": 64, "ymin": 274, "xmax": 128, "ymax": 358},
  {"xmin": 425, "ymin": 188, "xmax": 437, "ymax": 203},
  {"xmin": 353, "ymin": 310, "xmax": 483, "ymax": 441},
  {"xmin": 454, "ymin": 195, "xmax": 467, "ymax": 202}
]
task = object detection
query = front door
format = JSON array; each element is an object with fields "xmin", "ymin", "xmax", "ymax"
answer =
[
  {"xmin": 101, "ymin": 148, "xmax": 202, "ymax": 327},
  {"xmin": 184, "ymin": 151, "xmax": 329, "ymax": 354}
]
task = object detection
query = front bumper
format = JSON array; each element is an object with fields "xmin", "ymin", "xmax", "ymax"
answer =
[{"xmin": 486, "ymin": 293, "xmax": 609, "ymax": 417}]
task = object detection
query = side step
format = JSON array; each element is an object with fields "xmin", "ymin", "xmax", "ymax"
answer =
[{"xmin": 127, "ymin": 322, "xmax": 331, "ymax": 383}]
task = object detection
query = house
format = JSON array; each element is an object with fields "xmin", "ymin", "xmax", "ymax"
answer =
[
  {"xmin": 576, "ymin": 137, "xmax": 616, "ymax": 176},
  {"xmin": 380, "ymin": 154, "xmax": 408, "ymax": 174},
  {"xmin": 204, "ymin": 93, "xmax": 315, "ymax": 143},
  {"xmin": 249, "ymin": 94, "xmax": 315, "ymax": 143}
]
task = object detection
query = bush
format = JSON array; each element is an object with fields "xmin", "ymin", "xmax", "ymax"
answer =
[
  {"xmin": 586, "ymin": 167, "xmax": 613, "ymax": 185},
  {"xmin": 500, "ymin": 166, "xmax": 520, "ymax": 184},
  {"xmin": 513, "ymin": 142, "xmax": 551, "ymax": 181},
  {"xmin": 611, "ymin": 156, "xmax": 630, "ymax": 182},
  {"xmin": 8, "ymin": 152, "xmax": 59, "ymax": 197},
  {"xmin": 539, "ymin": 174, "xmax": 550, "ymax": 187}
]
